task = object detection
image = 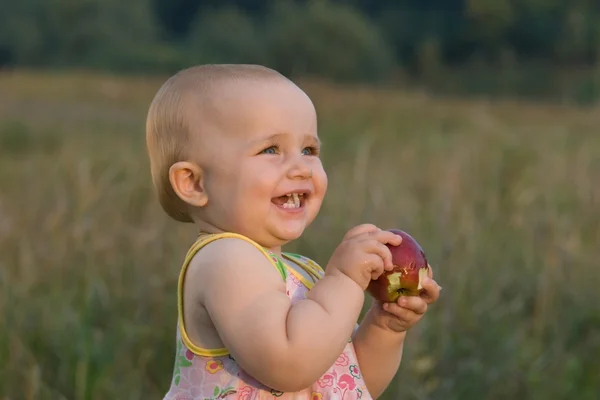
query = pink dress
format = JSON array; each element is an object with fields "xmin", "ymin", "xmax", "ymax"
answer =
[{"xmin": 163, "ymin": 232, "xmax": 373, "ymax": 400}]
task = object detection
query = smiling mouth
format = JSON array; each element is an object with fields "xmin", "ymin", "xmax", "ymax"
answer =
[{"xmin": 272, "ymin": 193, "xmax": 307, "ymax": 209}]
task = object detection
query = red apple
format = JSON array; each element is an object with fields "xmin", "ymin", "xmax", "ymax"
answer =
[{"xmin": 367, "ymin": 229, "xmax": 431, "ymax": 302}]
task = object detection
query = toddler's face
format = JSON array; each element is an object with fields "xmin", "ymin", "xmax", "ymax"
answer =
[{"xmin": 194, "ymin": 79, "xmax": 327, "ymax": 250}]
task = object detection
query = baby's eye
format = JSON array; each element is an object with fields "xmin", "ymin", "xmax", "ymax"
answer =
[
  {"xmin": 260, "ymin": 146, "xmax": 279, "ymax": 155},
  {"xmin": 302, "ymin": 146, "xmax": 319, "ymax": 156}
]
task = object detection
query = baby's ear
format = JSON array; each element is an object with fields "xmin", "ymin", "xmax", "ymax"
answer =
[{"xmin": 168, "ymin": 161, "xmax": 208, "ymax": 207}]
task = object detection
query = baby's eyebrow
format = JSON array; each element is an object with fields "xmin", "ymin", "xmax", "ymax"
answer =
[
  {"xmin": 251, "ymin": 133, "xmax": 321, "ymax": 146},
  {"xmin": 300, "ymin": 134, "xmax": 322, "ymax": 148}
]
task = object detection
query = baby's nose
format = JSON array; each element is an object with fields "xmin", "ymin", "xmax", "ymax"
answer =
[{"xmin": 287, "ymin": 159, "xmax": 313, "ymax": 179}]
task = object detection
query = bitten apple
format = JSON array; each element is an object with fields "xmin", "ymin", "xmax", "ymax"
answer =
[{"xmin": 367, "ymin": 229, "xmax": 431, "ymax": 302}]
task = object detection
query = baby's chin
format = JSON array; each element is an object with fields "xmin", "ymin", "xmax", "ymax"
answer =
[
  {"xmin": 230, "ymin": 217, "xmax": 314, "ymax": 248},
  {"xmin": 271, "ymin": 223, "xmax": 308, "ymax": 243},
  {"xmin": 221, "ymin": 226, "xmax": 302, "ymax": 249}
]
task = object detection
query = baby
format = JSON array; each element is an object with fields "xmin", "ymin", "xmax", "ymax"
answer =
[{"xmin": 146, "ymin": 64, "xmax": 440, "ymax": 399}]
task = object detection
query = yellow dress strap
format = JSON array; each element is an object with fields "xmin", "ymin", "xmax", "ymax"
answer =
[
  {"xmin": 178, "ymin": 232, "xmax": 286, "ymax": 357},
  {"xmin": 282, "ymin": 252, "xmax": 325, "ymax": 289}
]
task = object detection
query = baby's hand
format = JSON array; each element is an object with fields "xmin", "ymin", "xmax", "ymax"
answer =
[
  {"xmin": 375, "ymin": 272, "xmax": 441, "ymax": 333},
  {"xmin": 325, "ymin": 224, "xmax": 403, "ymax": 290}
]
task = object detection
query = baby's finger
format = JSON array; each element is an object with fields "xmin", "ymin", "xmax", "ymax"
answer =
[
  {"xmin": 371, "ymin": 230, "xmax": 403, "ymax": 246},
  {"xmin": 397, "ymin": 296, "xmax": 428, "ymax": 315},
  {"xmin": 343, "ymin": 224, "xmax": 380, "ymax": 240},
  {"xmin": 382, "ymin": 302, "xmax": 419, "ymax": 321},
  {"xmin": 356, "ymin": 229, "xmax": 402, "ymax": 246},
  {"xmin": 364, "ymin": 254, "xmax": 385, "ymax": 280},
  {"xmin": 419, "ymin": 277, "xmax": 441, "ymax": 304},
  {"xmin": 361, "ymin": 240, "xmax": 395, "ymax": 270}
]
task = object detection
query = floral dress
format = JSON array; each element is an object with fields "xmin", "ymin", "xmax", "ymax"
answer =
[{"xmin": 163, "ymin": 232, "xmax": 372, "ymax": 400}]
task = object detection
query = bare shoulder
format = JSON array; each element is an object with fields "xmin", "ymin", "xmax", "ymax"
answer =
[{"xmin": 186, "ymin": 237, "xmax": 286, "ymax": 304}]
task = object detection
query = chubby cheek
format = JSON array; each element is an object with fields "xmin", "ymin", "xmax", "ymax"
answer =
[
  {"xmin": 311, "ymin": 166, "xmax": 328, "ymax": 208},
  {"xmin": 238, "ymin": 174, "xmax": 274, "ymax": 211},
  {"xmin": 228, "ymin": 190, "xmax": 269, "ymax": 233}
]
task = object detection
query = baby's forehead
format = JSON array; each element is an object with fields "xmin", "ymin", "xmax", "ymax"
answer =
[
  {"xmin": 193, "ymin": 77, "xmax": 303, "ymax": 106},
  {"xmin": 184, "ymin": 79, "xmax": 316, "ymax": 140}
]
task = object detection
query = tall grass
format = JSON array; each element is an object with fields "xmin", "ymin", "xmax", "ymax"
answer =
[{"xmin": 1, "ymin": 71, "xmax": 599, "ymax": 400}]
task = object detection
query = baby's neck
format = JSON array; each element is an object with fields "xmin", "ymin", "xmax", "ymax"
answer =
[{"xmin": 193, "ymin": 221, "xmax": 284, "ymax": 256}]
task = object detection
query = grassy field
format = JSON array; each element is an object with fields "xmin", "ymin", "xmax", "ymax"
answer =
[{"xmin": 0, "ymin": 70, "xmax": 599, "ymax": 400}]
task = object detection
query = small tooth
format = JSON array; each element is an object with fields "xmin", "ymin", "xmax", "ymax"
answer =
[{"xmin": 286, "ymin": 193, "xmax": 292, "ymax": 197}]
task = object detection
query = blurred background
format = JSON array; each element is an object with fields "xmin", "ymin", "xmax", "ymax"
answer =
[{"xmin": 1, "ymin": 1, "xmax": 599, "ymax": 399}]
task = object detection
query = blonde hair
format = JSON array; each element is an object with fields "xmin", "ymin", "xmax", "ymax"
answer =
[{"xmin": 146, "ymin": 64, "xmax": 288, "ymax": 223}]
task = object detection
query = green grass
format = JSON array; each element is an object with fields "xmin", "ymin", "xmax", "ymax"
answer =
[{"xmin": 1, "ymin": 70, "xmax": 599, "ymax": 400}]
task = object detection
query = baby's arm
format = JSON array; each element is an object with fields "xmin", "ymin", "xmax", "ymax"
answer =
[
  {"xmin": 353, "ymin": 276, "xmax": 441, "ymax": 397},
  {"xmin": 197, "ymin": 238, "xmax": 364, "ymax": 392},
  {"xmin": 352, "ymin": 309, "xmax": 407, "ymax": 398}
]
